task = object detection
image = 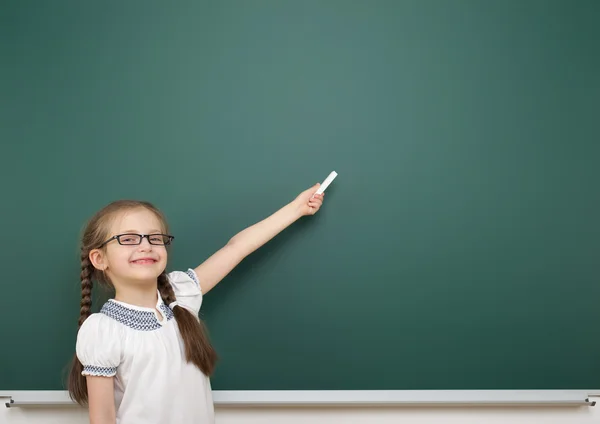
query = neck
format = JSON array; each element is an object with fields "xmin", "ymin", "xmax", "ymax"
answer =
[{"xmin": 113, "ymin": 279, "xmax": 159, "ymax": 308}]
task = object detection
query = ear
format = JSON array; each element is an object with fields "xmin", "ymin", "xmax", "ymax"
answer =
[{"xmin": 89, "ymin": 249, "xmax": 108, "ymax": 271}]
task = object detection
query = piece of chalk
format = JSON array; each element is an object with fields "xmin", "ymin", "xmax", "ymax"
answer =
[{"xmin": 315, "ymin": 171, "xmax": 338, "ymax": 195}]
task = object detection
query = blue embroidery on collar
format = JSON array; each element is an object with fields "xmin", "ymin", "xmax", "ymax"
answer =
[{"xmin": 101, "ymin": 300, "xmax": 174, "ymax": 331}]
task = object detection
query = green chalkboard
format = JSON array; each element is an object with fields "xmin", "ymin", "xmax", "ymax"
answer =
[{"xmin": 1, "ymin": 0, "xmax": 599, "ymax": 391}]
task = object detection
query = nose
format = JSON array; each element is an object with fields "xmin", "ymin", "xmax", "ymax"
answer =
[{"xmin": 138, "ymin": 236, "xmax": 153, "ymax": 251}]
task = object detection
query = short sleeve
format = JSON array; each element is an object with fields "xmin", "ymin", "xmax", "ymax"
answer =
[
  {"xmin": 168, "ymin": 268, "xmax": 203, "ymax": 315},
  {"xmin": 76, "ymin": 314, "xmax": 122, "ymax": 377}
]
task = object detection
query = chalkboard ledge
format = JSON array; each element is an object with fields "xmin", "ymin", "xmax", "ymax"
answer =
[{"xmin": 1, "ymin": 390, "xmax": 598, "ymax": 408}]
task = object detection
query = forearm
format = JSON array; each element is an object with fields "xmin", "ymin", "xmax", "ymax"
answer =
[{"xmin": 228, "ymin": 200, "xmax": 302, "ymax": 256}]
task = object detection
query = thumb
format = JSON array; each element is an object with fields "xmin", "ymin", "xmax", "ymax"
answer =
[{"xmin": 308, "ymin": 183, "xmax": 320, "ymax": 198}]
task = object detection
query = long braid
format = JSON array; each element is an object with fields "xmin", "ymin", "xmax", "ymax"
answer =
[
  {"xmin": 78, "ymin": 252, "xmax": 94, "ymax": 328},
  {"xmin": 157, "ymin": 273, "xmax": 218, "ymax": 376},
  {"xmin": 157, "ymin": 273, "xmax": 176, "ymax": 305},
  {"xmin": 68, "ymin": 249, "xmax": 96, "ymax": 405}
]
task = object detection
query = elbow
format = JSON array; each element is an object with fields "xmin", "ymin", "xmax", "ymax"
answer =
[
  {"xmin": 225, "ymin": 237, "xmax": 254, "ymax": 259},
  {"xmin": 226, "ymin": 236, "xmax": 240, "ymax": 252}
]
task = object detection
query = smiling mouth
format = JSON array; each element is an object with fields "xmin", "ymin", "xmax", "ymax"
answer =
[{"xmin": 131, "ymin": 259, "xmax": 157, "ymax": 265}]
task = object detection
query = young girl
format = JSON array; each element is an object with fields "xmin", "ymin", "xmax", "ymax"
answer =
[{"xmin": 68, "ymin": 183, "xmax": 325, "ymax": 424}]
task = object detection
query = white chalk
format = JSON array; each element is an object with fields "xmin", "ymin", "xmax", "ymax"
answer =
[{"xmin": 314, "ymin": 171, "xmax": 337, "ymax": 195}]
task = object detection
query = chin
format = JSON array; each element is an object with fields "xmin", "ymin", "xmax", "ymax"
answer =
[{"xmin": 130, "ymin": 268, "xmax": 163, "ymax": 282}]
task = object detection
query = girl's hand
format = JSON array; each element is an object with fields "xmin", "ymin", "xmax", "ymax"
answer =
[{"xmin": 293, "ymin": 183, "xmax": 325, "ymax": 217}]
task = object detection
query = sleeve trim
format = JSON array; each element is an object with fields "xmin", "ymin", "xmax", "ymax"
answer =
[
  {"xmin": 81, "ymin": 365, "xmax": 117, "ymax": 377},
  {"xmin": 186, "ymin": 268, "xmax": 200, "ymax": 288}
]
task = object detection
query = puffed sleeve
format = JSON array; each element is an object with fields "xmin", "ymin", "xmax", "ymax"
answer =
[
  {"xmin": 168, "ymin": 268, "xmax": 203, "ymax": 315},
  {"xmin": 76, "ymin": 313, "xmax": 122, "ymax": 377}
]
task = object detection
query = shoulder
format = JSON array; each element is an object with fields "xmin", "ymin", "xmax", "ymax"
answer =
[
  {"xmin": 168, "ymin": 269, "xmax": 201, "ymax": 294},
  {"xmin": 78, "ymin": 312, "xmax": 123, "ymax": 336},
  {"xmin": 167, "ymin": 268, "xmax": 203, "ymax": 315}
]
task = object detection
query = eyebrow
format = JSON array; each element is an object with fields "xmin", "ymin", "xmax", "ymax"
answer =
[{"xmin": 120, "ymin": 229, "xmax": 163, "ymax": 233}]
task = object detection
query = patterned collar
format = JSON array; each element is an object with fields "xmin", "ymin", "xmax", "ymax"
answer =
[{"xmin": 101, "ymin": 291, "xmax": 174, "ymax": 331}]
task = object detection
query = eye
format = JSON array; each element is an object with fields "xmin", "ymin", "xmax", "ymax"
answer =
[{"xmin": 118, "ymin": 235, "xmax": 140, "ymax": 244}]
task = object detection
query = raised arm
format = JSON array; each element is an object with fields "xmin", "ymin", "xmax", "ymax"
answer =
[{"xmin": 193, "ymin": 183, "xmax": 325, "ymax": 294}]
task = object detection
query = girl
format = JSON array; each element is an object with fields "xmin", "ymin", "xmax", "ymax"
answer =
[{"xmin": 68, "ymin": 183, "xmax": 325, "ymax": 424}]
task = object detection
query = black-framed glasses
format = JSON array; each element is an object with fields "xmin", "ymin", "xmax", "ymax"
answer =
[{"xmin": 99, "ymin": 233, "xmax": 175, "ymax": 248}]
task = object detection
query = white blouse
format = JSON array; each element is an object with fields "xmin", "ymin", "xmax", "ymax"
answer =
[{"xmin": 76, "ymin": 269, "xmax": 214, "ymax": 424}]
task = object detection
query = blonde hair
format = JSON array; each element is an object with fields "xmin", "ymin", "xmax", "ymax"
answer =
[{"xmin": 67, "ymin": 200, "xmax": 217, "ymax": 405}]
